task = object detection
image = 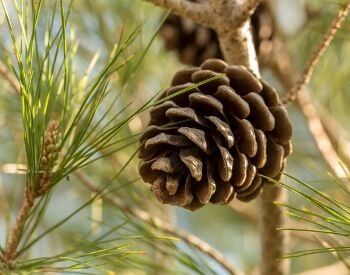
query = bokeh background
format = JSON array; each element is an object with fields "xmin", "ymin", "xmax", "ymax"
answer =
[{"xmin": 0, "ymin": 0, "xmax": 349, "ymax": 274}]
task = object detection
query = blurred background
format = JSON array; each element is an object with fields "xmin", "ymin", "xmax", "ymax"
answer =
[{"xmin": 0, "ymin": 0, "xmax": 349, "ymax": 274}]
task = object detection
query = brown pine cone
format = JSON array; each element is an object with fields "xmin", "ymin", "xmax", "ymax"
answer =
[
  {"xmin": 139, "ymin": 59, "xmax": 292, "ymax": 211},
  {"xmin": 160, "ymin": 13, "xmax": 223, "ymax": 66},
  {"xmin": 159, "ymin": 2, "xmax": 273, "ymax": 66},
  {"xmin": 251, "ymin": 3, "xmax": 275, "ymax": 62}
]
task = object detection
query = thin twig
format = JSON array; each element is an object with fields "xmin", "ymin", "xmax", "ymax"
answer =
[
  {"xmin": 0, "ymin": 62, "xmax": 20, "ymax": 93},
  {"xmin": 318, "ymin": 110, "xmax": 350, "ymax": 171},
  {"xmin": 75, "ymin": 171, "xmax": 243, "ymax": 275},
  {"xmin": 1, "ymin": 121, "xmax": 60, "ymax": 267},
  {"xmin": 3, "ymin": 191, "xmax": 34, "ymax": 267},
  {"xmin": 296, "ymin": 92, "xmax": 347, "ymax": 178},
  {"xmin": 260, "ymin": 184, "xmax": 289, "ymax": 275},
  {"xmin": 283, "ymin": 2, "xmax": 350, "ymax": 104}
]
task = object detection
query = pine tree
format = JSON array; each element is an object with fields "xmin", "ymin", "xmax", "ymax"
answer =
[{"xmin": 0, "ymin": 0, "xmax": 350, "ymax": 274}]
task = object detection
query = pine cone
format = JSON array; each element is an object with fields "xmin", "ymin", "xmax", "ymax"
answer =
[
  {"xmin": 159, "ymin": 2, "xmax": 273, "ymax": 66},
  {"xmin": 251, "ymin": 3, "xmax": 275, "ymax": 62},
  {"xmin": 139, "ymin": 59, "xmax": 292, "ymax": 211},
  {"xmin": 160, "ymin": 13, "xmax": 223, "ymax": 66},
  {"xmin": 35, "ymin": 120, "xmax": 60, "ymax": 197}
]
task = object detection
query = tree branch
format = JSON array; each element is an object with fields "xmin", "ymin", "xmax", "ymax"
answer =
[
  {"xmin": 237, "ymin": 0, "xmax": 261, "ymax": 25},
  {"xmin": 260, "ymin": 185, "xmax": 289, "ymax": 275},
  {"xmin": 0, "ymin": 62, "xmax": 20, "ymax": 93},
  {"xmin": 143, "ymin": 0, "xmax": 212, "ymax": 27},
  {"xmin": 318, "ymin": 110, "xmax": 350, "ymax": 172},
  {"xmin": 3, "ymin": 191, "xmax": 34, "ymax": 267},
  {"xmin": 283, "ymin": 2, "xmax": 350, "ymax": 104},
  {"xmin": 75, "ymin": 171, "xmax": 243, "ymax": 275}
]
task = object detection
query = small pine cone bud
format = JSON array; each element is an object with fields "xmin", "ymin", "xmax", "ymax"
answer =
[
  {"xmin": 35, "ymin": 120, "xmax": 60, "ymax": 197},
  {"xmin": 139, "ymin": 59, "xmax": 292, "ymax": 211}
]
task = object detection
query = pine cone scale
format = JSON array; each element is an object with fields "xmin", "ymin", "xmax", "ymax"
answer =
[
  {"xmin": 235, "ymin": 118, "xmax": 258, "ymax": 157},
  {"xmin": 217, "ymin": 146, "xmax": 234, "ymax": 182},
  {"xmin": 252, "ymin": 129, "xmax": 267, "ymax": 168},
  {"xmin": 166, "ymin": 174, "xmax": 180, "ymax": 195},
  {"xmin": 189, "ymin": 93, "xmax": 224, "ymax": 116},
  {"xmin": 224, "ymin": 66, "xmax": 263, "ymax": 95},
  {"xmin": 177, "ymin": 127, "xmax": 210, "ymax": 154},
  {"xmin": 179, "ymin": 148, "xmax": 203, "ymax": 182},
  {"xmin": 206, "ymin": 116, "xmax": 234, "ymax": 148},
  {"xmin": 231, "ymin": 149, "xmax": 249, "ymax": 187},
  {"xmin": 215, "ymin": 85, "xmax": 250, "ymax": 118},
  {"xmin": 195, "ymin": 160, "xmax": 216, "ymax": 205},
  {"xmin": 244, "ymin": 93, "xmax": 275, "ymax": 131},
  {"xmin": 259, "ymin": 137, "xmax": 285, "ymax": 178},
  {"xmin": 210, "ymin": 180, "xmax": 234, "ymax": 205}
]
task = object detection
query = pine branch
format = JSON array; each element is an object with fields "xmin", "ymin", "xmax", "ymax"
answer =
[
  {"xmin": 75, "ymin": 171, "xmax": 243, "ymax": 275},
  {"xmin": 2, "ymin": 121, "xmax": 61, "ymax": 267},
  {"xmin": 283, "ymin": 2, "xmax": 350, "ymax": 105},
  {"xmin": 145, "ymin": 0, "xmax": 260, "ymax": 73},
  {"xmin": 0, "ymin": 61, "xmax": 19, "ymax": 93},
  {"xmin": 143, "ymin": 0, "xmax": 212, "ymax": 27},
  {"xmin": 260, "ymin": 185, "xmax": 289, "ymax": 275},
  {"xmin": 295, "ymin": 92, "xmax": 347, "ymax": 178},
  {"xmin": 2, "ymin": 191, "xmax": 34, "ymax": 267},
  {"xmin": 318, "ymin": 110, "xmax": 350, "ymax": 172}
]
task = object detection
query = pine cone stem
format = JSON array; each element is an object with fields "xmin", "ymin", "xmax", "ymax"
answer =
[{"xmin": 217, "ymin": 20, "xmax": 260, "ymax": 76}]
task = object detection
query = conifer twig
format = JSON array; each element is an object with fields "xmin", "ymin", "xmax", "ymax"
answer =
[
  {"xmin": 260, "ymin": 185, "xmax": 289, "ymax": 275},
  {"xmin": 75, "ymin": 171, "xmax": 243, "ymax": 275},
  {"xmin": 3, "ymin": 190, "xmax": 34, "ymax": 266},
  {"xmin": 318, "ymin": 111, "xmax": 350, "ymax": 171},
  {"xmin": 2, "ymin": 121, "xmax": 60, "ymax": 267},
  {"xmin": 0, "ymin": 62, "xmax": 20, "ymax": 93},
  {"xmin": 283, "ymin": 2, "xmax": 350, "ymax": 105}
]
